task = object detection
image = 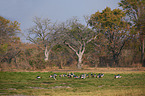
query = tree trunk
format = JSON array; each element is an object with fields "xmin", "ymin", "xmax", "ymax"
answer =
[
  {"xmin": 113, "ymin": 54, "xmax": 119, "ymax": 67},
  {"xmin": 64, "ymin": 41, "xmax": 86, "ymax": 69},
  {"xmin": 141, "ymin": 37, "xmax": 145, "ymax": 66},
  {"xmin": 59, "ymin": 60, "xmax": 63, "ymax": 69},
  {"xmin": 44, "ymin": 46, "xmax": 51, "ymax": 61},
  {"xmin": 59, "ymin": 54, "xmax": 63, "ymax": 69},
  {"xmin": 77, "ymin": 53, "xmax": 83, "ymax": 69}
]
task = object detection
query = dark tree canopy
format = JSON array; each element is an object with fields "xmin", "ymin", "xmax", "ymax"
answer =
[
  {"xmin": 88, "ymin": 7, "xmax": 131, "ymax": 66},
  {"xmin": 119, "ymin": 0, "xmax": 145, "ymax": 66},
  {"xmin": 0, "ymin": 16, "xmax": 21, "ymax": 63}
]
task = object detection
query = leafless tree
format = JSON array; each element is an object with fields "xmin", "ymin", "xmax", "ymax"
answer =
[{"xmin": 61, "ymin": 18, "xmax": 97, "ymax": 69}]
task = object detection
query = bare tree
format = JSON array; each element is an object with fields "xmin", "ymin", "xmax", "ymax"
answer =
[
  {"xmin": 27, "ymin": 17, "xmax": 60, "ymax": 61},
  {"xmin": 62, "ymin": 18, "xmax": 97, "ymax": 69}
]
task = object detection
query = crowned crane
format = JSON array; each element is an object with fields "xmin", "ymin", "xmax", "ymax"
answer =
[
  {"xmin": 86, "ymin": 74, "xmax": 89, "ymax": 78},
  {"xmin": 81, "ymin": 74, "xmax": 86, "ymax": 79},
  {"xmin": 50, "ymin": 74, "xmax": 57, "ymax": 80},
  {"xmin": 114, "ymin": 74, "xmax": 122, "ymax": 78},
  {"xmin": 97, "ymin": 73, "xmax": 104, "ymax": 78}
]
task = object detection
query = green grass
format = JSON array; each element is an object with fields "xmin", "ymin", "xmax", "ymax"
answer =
[{"xmin": 0, "ymin": 71, "xmax": 145, "ymax": 96}]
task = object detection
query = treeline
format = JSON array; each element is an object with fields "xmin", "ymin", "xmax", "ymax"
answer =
[{"xmin": 0, "ymin": 0, "xmax": 145, "ymax": 71}]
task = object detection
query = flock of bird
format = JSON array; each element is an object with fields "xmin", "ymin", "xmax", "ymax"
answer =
[{"xmin": 36, "ymin": 73, "xmax": 122, "ymax": 80}]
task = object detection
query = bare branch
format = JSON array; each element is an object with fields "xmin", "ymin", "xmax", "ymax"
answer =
[
  {"xmin": 82, "ymin": 41, "xmax": 86, "ymax": 54},
  {"xmin": 86, "ymin": 35, "xmax": 97, "ymax": 44},
  {"xmin": 65, "ymin": 42, "xmax": 78, "ymax": 55}
]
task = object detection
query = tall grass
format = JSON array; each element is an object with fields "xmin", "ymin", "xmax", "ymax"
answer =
[{"xmin": 0, "ymin": 71, "xmax": 145, "ymax": 96}]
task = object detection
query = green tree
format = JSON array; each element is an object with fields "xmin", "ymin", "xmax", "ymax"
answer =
[
  {"xmin": 119, "ymin": 0, "xmax": 145, "ymax": 66},
  {"xmin": 88, "ymin": 7, "xmax": 131, "ymax": 66},
  {"xmin": 51, "ymin": 44, "xmax": 71, "ymax": 69},
  {"xmin": 0, "ymin": 16, "xmax": 21, "ymax": 64}
]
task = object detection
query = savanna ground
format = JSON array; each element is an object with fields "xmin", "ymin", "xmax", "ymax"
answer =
[{"xmin": 0, "ymin": 67, "xmax": 145, "ymax": 96}]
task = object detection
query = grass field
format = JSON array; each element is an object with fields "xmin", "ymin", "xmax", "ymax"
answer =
[{"xmin": 0, "ymin": 68, "xmax": 145, "ymax": 96}]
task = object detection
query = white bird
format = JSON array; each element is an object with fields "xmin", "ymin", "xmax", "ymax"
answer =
[
  {"xmin": 114, "ymin": 74, "xmax": 122, "ymax": 78},
  {"xmin": 36, "ymin": 76, "xmax": 41, "ymax": 79}
]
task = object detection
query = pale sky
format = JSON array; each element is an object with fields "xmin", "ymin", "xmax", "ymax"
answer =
[{"xmin": 0, "ymin": 0, "xmax": 120, "ymax": 42}]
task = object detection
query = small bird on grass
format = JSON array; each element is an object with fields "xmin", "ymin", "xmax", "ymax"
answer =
[
  {"xmin": 50, "ymin": 74, "xmax": 57, "ymax": 80},
  {"xmin": 91, "ymin": 73, "xmax": 94, "ymax": 77},
  {"xmin": 36, "ymin": 76, "xmax": 41, "ymax": 79},
  {"xmin": 59, "ymin": 74, "xmax": 67, "ymax": 77},
  {"xmin": 80, "ymin": 74, "xmax": 86, "ymax": 79},
  {"xmin": 86, "ymin": 74, "xmax": 89, "ymax": 78},
  {"xmin": 114, "ymin": 74, "xmax": 122, "ymax": 78},
  {"xmin": 74, "ymin": 75, "xmax": 80, "ymax": 79},
  {"xmin": 97, "ymin": 73, "xmax": 104, "ymax": 78},
  {"xmin": 93, "ymin": 74, "xmax": 97, "ymax": 78}
]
